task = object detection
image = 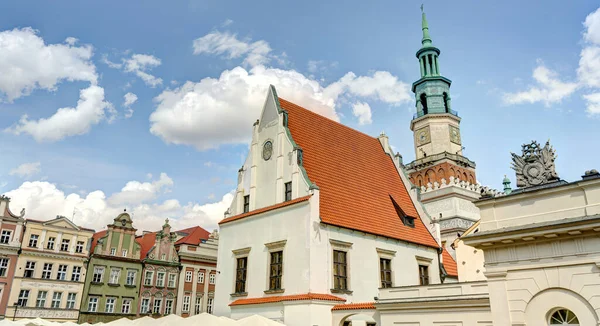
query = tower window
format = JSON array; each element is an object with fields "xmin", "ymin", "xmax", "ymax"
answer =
[
  {"xmin": 243, "ymin": 195, "xmax": 250, "ymax": 213},
  {"xmin": 443, "ymin": 92, "xmax": 449, "ymax": 113},
  {"xmin": 420, "ymin": 93, "xmax": 428, "ymax": 115}
]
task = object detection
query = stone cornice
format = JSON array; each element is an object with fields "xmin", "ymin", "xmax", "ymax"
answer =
[{"xmin": 20, "ymin": 249, "xmax": 88, "ymax": 261}]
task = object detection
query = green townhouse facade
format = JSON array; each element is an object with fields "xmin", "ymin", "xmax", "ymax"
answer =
[{"xmin": 79, "ymin": 211, "xmax": 142, "ymax": 324}]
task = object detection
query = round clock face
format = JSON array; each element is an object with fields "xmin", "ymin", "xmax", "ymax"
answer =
[
  {"xmin": 419, "ymin": 131, "xmax": 427, "ymax": 142},
  {"xmin": 121, "ymin": 219, "xmax": 127, "ymax": 226},
  {"xmin": 262, "ymin": 141, "xmax": 273, "ymax": 161}
]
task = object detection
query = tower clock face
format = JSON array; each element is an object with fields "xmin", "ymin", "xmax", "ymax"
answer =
[
  {"xmin": 415, "ymin": 126, "xmax": 431, "ymax": 145},
  {"xmin": 449, "ymin": 126, "xmax": 461, "ymax": 144},
  {"xmin": 262, "ymin": 141, "xmax": 273, "ymax": 161}
]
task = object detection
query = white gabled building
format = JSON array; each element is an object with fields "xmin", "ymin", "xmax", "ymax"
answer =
[{"xmin": 213, "ymin": 86, "xmax": 451, "ymax": 326}]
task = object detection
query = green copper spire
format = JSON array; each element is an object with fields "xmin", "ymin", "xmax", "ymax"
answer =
[
  {"xmin": 503, "ymin": 175, "xmax": 512, "ymax": 194},
  {"xmin": 421, "ymin": 4, "xmax": 432, "ymax": 48}
]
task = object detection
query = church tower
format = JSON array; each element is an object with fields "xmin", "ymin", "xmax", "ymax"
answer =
[{"xmin": 405, "ymin": 8, "xmax": 476, "ymax": 187}]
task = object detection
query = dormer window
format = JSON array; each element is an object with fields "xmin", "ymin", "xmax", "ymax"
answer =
[
  {"xmin": 243, "ymin": 195, "xmax": 250, "ymax": 213},
  {"xmin": 390, "ymin": 195, "xmax": 416, "ymax": 228}
]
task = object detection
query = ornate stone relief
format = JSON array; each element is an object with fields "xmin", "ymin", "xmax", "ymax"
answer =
[{"xmin": 511, "ymin": 140, "xmax": 559, "ymax": 188}]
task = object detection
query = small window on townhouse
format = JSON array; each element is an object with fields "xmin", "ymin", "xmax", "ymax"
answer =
[
  {"xmin": 47, "ymin": 237, "xmax": 55, "ymax": 250},
  {"xmin": 36, "ymin": 291, "xmax": 47, "ymax": 308},
  {"xmin": 380, "ymin": 258, "xmax": 392, "ymax": 288},
  {"xmin": 333, "ymin": 250, "xmax": 348, "ymax": 291},
  {"xmin": 269, "ymin": 251, "xmax": 283, "ymax": 290},
  {"xmin": 121, "ymin": 298, "xmax": 132, "ymax": 314},
  {"xmin": 88, "ymin": 297, "xmax": 99, "ymax": 312},
  {"xmin": 71, "ymin": 266, "xmax": 82, "ymax": 282},
  {"xmin": 28, "ymin": 234, "xmax": 39, "ymax": 248},
  {"xmin": 207, "ymin": 298, "xmax": 214, "ymax": 314},
  {"xmin": 66, "ymin": 293, "xmax": 77, "ymax": 309},
  {"xmin": 419, "ymin": 265, "xmax": 429, "ymax": 285},
  {"xmin": 197, "ymin": 271, "xmax": 204, "ymax": 284},
  {"xmin": 153, "ymin": 297, "xmax": 162, "ymax": 314},
  {"xmin": 235, "ymin": 257, "xmax": 248, "ymax": 293},
  {"xmin": 209, "ymin": 273, "xmax": 216, "ymax": 285},
  {"xmin": 140, "ymin": 298, "xmax": 150, "ymax": 314},
  {"xmin": 109, "ymin": 268, "xmax": 120, "ymax": 284},
  {"xmin": 42, "ymin": 263, "xmax": 53, "ymax": 279},
  {"xmin": 0, "ymin": 258, "xmax": 9, "ymax": 277},
  {"xmin": 75, "ymin": 241, "xmax": 85, "ymax": 253},
  {"xmin": 243, "ymin": 195, "xmax": 250, "ymax": 213},
  {"xmin": 126, "ymin": 270, "xmax": 136, "ymax": 286},
  {"xmin": 60, "ymin": 239, "xmax": 70, "ymax": 252},
  {"xmin": 165, "ymin": 299, "xmax": 173, "ymax": 315},
  {"xmin": 185, "ymin": 271, "xmax": 192, "ymax": 282},
  {"xmin": 122, "ymin": 249, "xmax": 128, "ymax": 257},
  {"xmin": 51, "ymin": 292, "xmax": 62, "ymax": 309},
  {"xmin": 284, "ymin": 182, "xmax": 292, "ymax": 201},
  {"xmin": 182, "ymin": 295, "xmax": 190, "ymax": 312},
  {"xmin": 156, "ymin": 272, "xmax": 165, "ymax": 287},
  {"xmin": 110, "ymin": 247, "xmax": 116, "ymax": 256},
  {"xmin": 391, "ymin": 195, "xmax": 416, "ymax": 228},
  {"xmin": 24, "ymin": 261, "xmax": 36, "ymax": 278},
  {"xmin": 0, "ymin": 230, "xmax": 12, "ymax": 244},
  {"xmin": 17, "ymin": 289, "xmax": 30, "ymax": 306},
  {"xmin": 144, "ymin": 271, "xmax": 154, "ymax": 286},
  {"xmin": 161, "ymin": 253, "xmax": 166, "ymax": 260},
  {"xmin": 56, "ymin": 264, "xmax": 68, "ymax": 281},
  {"xmin": 105, "ymin": 297, "xmax": 115, "ymax": 313},
  {"xmin": 194, "ymin": 296, "xmax": 202, "ymax": 314},
  {"xmin": 168, "ymin": 273, "xmax": 177, "ymax": 288},
  {"xmin": 92, "ymin": 266, "xmax": 104, "ymax": 283}
]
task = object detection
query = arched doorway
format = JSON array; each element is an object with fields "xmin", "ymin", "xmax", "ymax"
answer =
[{"xmin": 340, "ymin": 313, "xmax": 377, "ymax": 326}]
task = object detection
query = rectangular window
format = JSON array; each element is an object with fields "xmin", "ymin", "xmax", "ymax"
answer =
[
  {"xmin": 121, "ymin": 299, "xmax": 131, "ymax": 314},
  {"xmin": 28, "ymin": 234, "xmax": 39, "ymax": 247},
  {"xmin": 105, "ymin": 297, "xmax": 115, "ymax": 313},
  {"xmin": 269, "ymin": 251, "xmax": 283, "ymax": 290},
  {"xmin": 92, "ymin": 266, "xmax": 104, "ymax": 283},
  {"xmin": 66, "ymin": 293, "xmax": 77, "ymax": 309},
  {"xmin": 75, "ymin": 241, "xmax": 84, "ymax": 253},
  {"xmin": 0, "ymin": 258, "xmax": 9, "ymax": 277},
  {"xmin": 194, "ymin": 296, "xmax": 202, "ymax": 314},
  {"xmin": 0, "ymin": 230, "xmax": 12, "ymax": 244},
  {"xmin": 110, "ymin": 248, "xmax": 116, "ymax": 256},
  {"xmin": 161, "ymin": 253, "xmax": 166, "ymax": 261},
  {"xmin": 71, "ymin": 266, "xmax": 81, "ymax": 282},
  {"xmin": 51, "ymin": 292, "xmax": 62, "ymax": 309},
  {"xmin": 168, "ymin": 273, "xmax": 177, "ymax": 288},
  {"xmin": 207, "ymin": 298, "xmax": 213, "ymax": 314},
  {"xmin": 42, "ymin": 263, "xmax": 53, "ymax": 279},
  {"xmin": 144, "ymin": 271, "xmax": 154, "ymax": 286},
  {"xmin": 419, "ymin": 265, "xmax": 429, "ymax": 285},
  {"xmin": 235, "ymin": 257, "xmax": 247, "ymax": 293},
  {"xmin": 110, "ymin": 268, "xmax": 120, "ymax": 284},
  {"xmin": 243, "ymin": 195, "xmax": 250, "ymax": 213},
  {"xmin": 56, "ymin": 264, "xmax": 67, "ymax": 280},
  {"xmin": 60, "ymin": 239, "xmax": 70, "ymax": 252},
  {"xmin": 24, "ymin": 261, "xmax": 35, "ymax": 278},
  {"xmin": 185, "ymin": 271, "xmax": 192, "ymax": 282},
  {"xmin": 122, "ymin": 249, "xmax": 128, "ymax": 257},
  {"xmin": 197, "ymin": 271, "xmax": 204, "ymax": 283},
  {"xmin": 140, "ymin": 298, "xmax": 150, "ymax": 314},
  {"xmin": 380, "ymin": 258, "xmax": 392, "ymax": 288},
  {"xmin": 126, "ymin": 270, "xmax": 136, "ymax": 286},
  {"xmin": 46, "ymin": 236, "xmax": 55, "ymax": 250},
  {"xmin": 156, "ymin": 272, "xmax": 165, "ymax": 287},
  {"xmin": 36, "ymin": 291, "xmax": 47, "ymax": 308},
  {"xmin": 209, "ymin": 273, "xmax": 216, "ymax": 284},
  {"xmin": 18, "ymin": 289, "xmax": 30, "ymax": 306},
  {"xmin": 153, "ymin": 298, "xmax": 162, "ymax": 314},
  {"xmin": 284, "ymin": 182, "xmax": 292, "ymax": 201},
  {"xmin": 333, "ymin": 250, "xmax": 348, "ymax": 290},
  {"xmin": 88, "ymin": 297, "xmax": 98, "ymax": 312},
  {"xmin": 182, "ymin": 295, "xmax": 190, "ymax": 312},
  {"xmin": 165, "ymin": 299, "xmax": 173, "ymax": 315}
]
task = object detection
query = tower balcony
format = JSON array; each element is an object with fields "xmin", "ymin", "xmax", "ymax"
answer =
[{"xmin": 413, "ymin": 109, "xmax": 459, "ymax": 120}]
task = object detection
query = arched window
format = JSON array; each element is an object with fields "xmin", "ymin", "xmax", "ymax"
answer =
[
  {"xmin": 420, "ymin": 93, "xmax": 428, "ymax": 115},
  {"xmin": 549, "ymin": 309, "xmax": 579, "ymax": 325},
  {"xmin": 443, "ymin": 92, "xmax": 449, "ymax": 113}
]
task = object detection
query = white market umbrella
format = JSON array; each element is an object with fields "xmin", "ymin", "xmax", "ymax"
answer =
[{"xmin": 235, "ymin": 315, "xmax": 284, "ymax": 326}]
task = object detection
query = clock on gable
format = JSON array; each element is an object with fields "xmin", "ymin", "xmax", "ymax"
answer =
[{"xmin": 262, "ymin": 140, "xmax": 273, "ymax": 161}]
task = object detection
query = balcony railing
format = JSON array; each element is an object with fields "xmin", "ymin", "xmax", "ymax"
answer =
[{"xmin": 413, "ymin": 109, "xmax": 459, "ymax": 120}]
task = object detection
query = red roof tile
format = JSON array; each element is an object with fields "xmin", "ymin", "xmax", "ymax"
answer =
[
  {"xmin": 90, "ymin": 230, "xmax": 107, "ymax": 254},
  {"xmin": 219, "ymin": 195, "xmax": 311, "ymax": 225},
  {"xmin": 280, "ymin": 98, "xmax": 438, "ymax": 248},
  {"xmin": 229, "ymin": 293, "xmax": 345, "ymax": 306},
  {"xmin": 175, "ymin": 226, "xmax": 211, "ymax": 246},
  {"xmin": 331, "ymin": 302, "xmax": 376, "ymax": 311},
  {"xmin": 442, "ymin": 247, "xmax": 458, "ymax": 277},
  {"xmin": 136, "ymin": 232, "xmax": 157, "ymax": 259}
]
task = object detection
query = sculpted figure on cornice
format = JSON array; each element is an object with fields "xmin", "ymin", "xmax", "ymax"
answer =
[{"xmin": 511, "ymin": 140, "xmax": 559, "ymax": 188}]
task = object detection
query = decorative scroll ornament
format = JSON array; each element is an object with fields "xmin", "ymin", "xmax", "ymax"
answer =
[{"xmin": 511, "ymin": 140, "xmax": 559, "ymax": 188}]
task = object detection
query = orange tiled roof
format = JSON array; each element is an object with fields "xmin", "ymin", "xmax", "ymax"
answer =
[
  {"xmin": 230, "ymin": 293, "xmax": 345, "ymax": 306},
  {"xmin": 280, "ymin": 98, "xmax": 439, "ymax": 248},
  {"xmin": 331, "ymin": 302, "xmax": 376, "ymax": 311},
  {"xmin": 136, "ymin": 232, "xmax": 157, "ymax": 259},
  {"xmin": 442, "ymin": 247, "xmax": 458, "ymax": 277},
  {"xmin": 219, "ymin": 195, "xmax": 312, "ymax": 225},
  {"xmin": 175, "ymin": 226, "xmax": 211, "ymax": 245},
  {"xmin": 90, "ymin": 230, "xmax": 107, "ymax": 254}
]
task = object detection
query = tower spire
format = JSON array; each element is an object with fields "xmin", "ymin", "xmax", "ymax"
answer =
[{"xmin": 421, "ymin": 5, "xmax": 432, "ymax": 48}]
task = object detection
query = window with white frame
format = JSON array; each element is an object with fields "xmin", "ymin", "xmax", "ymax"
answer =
[
  {"xmin": 42, "ymin": 263, "xmax": 53, "ymax": 279},
  {"xmin": 197, "ymin": 271, "xmax": 204, "ymax": 283},
  {"xmin": 194, "ymin": 296, "xmax": 202, "ymax": 314},
  {"xmin": 165, "ymin": 299, "xmax": 173, "ymax": 315},
  {"xmin": 110, "ymin": 268, "xmax": 120, "ymax": 284},
  {"xmin": 182, "ymin": 295, "xmax": 190, "ymax": 312},
  {"xmin": 88, "ymin": 297, "xmax": 98, "ymax": 312},
  {"xmin": 66, "ymin": 293, "xmax": 77, "ymax": 309},
  {"xmin": 24, "ymin": 261, "xmax": 35, "ymax": 278},
  {"xmin": 28, "ymin": 234, "xmax": 39, "ymax": 247},
  {"xmin": 121, "ymin": 299, "xmax": 131, "ymax": 314},
  {"xmin": 207, "ymin": 297, "xmax": 213, "ymax": 314},
  {"xmin": 126, "ymin": 270, "xmax": 136, "ymax": 286},
  {"xmin": 156, "ymin": 272, "xmax": 165, "ymax": 287},
  {"xmin": 122, "ymin": 249, "xmax": 128, "ymax": 257},
  {"xmin": 110, "ymin": 248, "xmax": 116, "ymax": 256},
  {"xmin": 0, "ymin": 258, "xmax": 9, "ymax": 277},
  {"xmin": 36, "ymin": 291, "xmax": 47, "ymax": 308},
  {"xmin": 17, "ymin": 289, "xmax": 30, "ymax": 306},
  {"xmin": 92, "ymin": 266, "xmax": 104, "ymax": 283},
  {"xmin": 51, "ymin": 292, "xmax": 62, "ymax": 308},
  {"xmin": 75, "ymin": 241, "xmax": 85, "ymax": 253},
  {"xmin": 152, "ymin": 298, "xmax": 162, "ymax": 314},
  {"xmin": 161, "ymin": 253, "xmax": 166, "ymax": 261},
  {"xmin": 144, "ymin": 271, "xmax": 154, "ymax": 286},
  {"xmin": 47, "ymin": 237, "xmax": 55, "ymax": 250},
  {"xmin": 56, "ymin": 264, "xmax": 67, "ymax": 280},
  {"xmin": 168, "ymin": 273, "xmax": 176, "ymax": 288},
  {"xmin": 185, "ymin": 271, "xmax": 192, "ymax": 282},
  {"xmin": 140, "ymin": 298, "xmax": 150, "ymax": 314},
  {"xmin": 71, "ymin": 266, "xmax": 81, "ymax": 282},
  {"xmin": 105, "ymin": 297, "xmax": 115, "ymax": 313},
  {"xmin": 0, "ymin": 230, "xmax": 12, "ymax": 244},
  {"xmin": 60, "ymin": 239, "xmax": 70, "ymax": 252},
  {"xmin": 209, "ymin": 273, "xmax": 216, "ymax": 285}
]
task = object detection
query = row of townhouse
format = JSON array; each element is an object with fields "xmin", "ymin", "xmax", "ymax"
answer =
[{"xmin": 0, "ymin": 196, "xmax": 218, "ymax": 323}]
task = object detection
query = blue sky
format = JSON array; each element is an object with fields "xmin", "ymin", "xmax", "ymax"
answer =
[{"xmin": 0, "ymin": 0, "xmax": 599, "ymax": 232}]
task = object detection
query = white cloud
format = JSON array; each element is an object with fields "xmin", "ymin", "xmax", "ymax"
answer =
[
  {"xmin": 104, "ymin": 53, "xmax": 163, "ymax": 87},
  {"xmin": 503, "ymin": 64, "xmax": 578, "ymax": 106},
  {"xmin": 222, "ymin": 19, "xmax": 234, "ymax": 27},
  {"xmin": 9, "ymin": 162, "xmax": 41, "ymax": 178},
  {"xmin": 6, "ymin": 85, "xmax": 113, "ymax": 142},
  {"xmin": 193, "ymin": 31, "xmax": 272, "ymax": 67},
  {"xmin": 352, "ymin": 102, "xmax": 372, "ymax": 125},
  {"xmin": 0, "ymin": 27, "xmax": 97, "ymax": 102},
  {"xmin": 583, "ymin": 92, "xmax": 600, "ymax": 114},
  {"xmin": 108, "ymin": 172, "xmax": 173, "ymax": 206},
  {"xmin": 123, "ymin": 92, "xmax": 138, "ymax": 118},
  {"xmin": 578, "ymin": 46, "xmax": 600, "ymax": 89},
  {"xmin": 583, "ymin": 7, "xmax": 600, "ymax": 45}
]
